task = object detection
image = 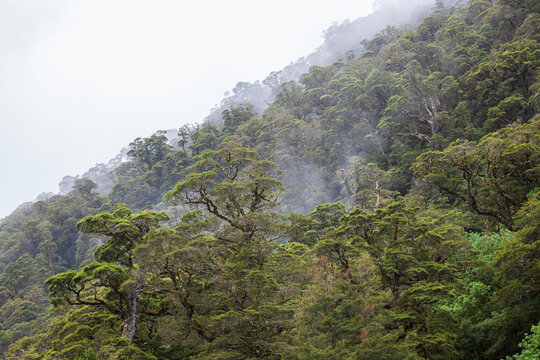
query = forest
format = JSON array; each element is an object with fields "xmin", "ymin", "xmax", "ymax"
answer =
[{"xmin": 0, "ymin": 0, "xmax": 538, "ymax": 359}]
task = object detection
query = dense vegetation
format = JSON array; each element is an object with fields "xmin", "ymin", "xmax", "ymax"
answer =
[{"xmin": 0, "ymin": 0, "xmax": 539, "ymax": 359}]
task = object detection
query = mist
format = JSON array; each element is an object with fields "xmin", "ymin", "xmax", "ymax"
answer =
[
  {"xmin": 205, "ymin": 0, "xmax": 438, "ymax": 121},
  {"xmin": 203, "ymin": 0, "xmax": 441, "ymax": 214},
  {"xmin": 0, "ymin": 0, "xmax": 383, "ymax": 218},
  {"xmin": 0, "ymin": 0, "xmax": 440, "ymax": 218}
]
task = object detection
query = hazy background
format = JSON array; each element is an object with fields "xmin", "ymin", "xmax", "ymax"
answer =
[{"xmin": 0, "ymin": 0, "xmax": 380, "ymax": 217}]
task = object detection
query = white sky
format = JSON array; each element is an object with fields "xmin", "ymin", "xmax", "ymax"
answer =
[{"xmin": 0, "ymin": 0, "xmax": 377, "ymax": 217}]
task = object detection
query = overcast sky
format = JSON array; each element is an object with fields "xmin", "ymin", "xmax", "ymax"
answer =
[{"xmin": 0, "ymin": 0, "xmax": 378, "ymax": 217}]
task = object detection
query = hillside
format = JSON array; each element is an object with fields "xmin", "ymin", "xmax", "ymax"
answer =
[{"xmin": 0, "ymin": 0, "xmax": 539, "ymax": 359}]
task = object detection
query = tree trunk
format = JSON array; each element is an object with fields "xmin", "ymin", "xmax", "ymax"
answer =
[
  {"xmin": 122, "ymin": 283, "xmax": 142, "ymax": 344},
  {"xmin": 375, "ymin": 181, "xmax": 381, "ymax": 208}
]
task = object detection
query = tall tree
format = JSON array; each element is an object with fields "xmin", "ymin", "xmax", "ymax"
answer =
[
  {"xmin": 412, "ymin": 118, "xmax": 540, "ymax": 230},
  {"xmin": 46, "ymin": 204, "xmax": 169, "ymax": 346},
  {"xmin": 164, "ymin": 142, "xmax": 297, "ymax": 358}
]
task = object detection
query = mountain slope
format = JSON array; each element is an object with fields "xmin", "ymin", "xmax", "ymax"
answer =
[{"xmin": 0, "ymin": 0, "xmax": 539, "ymax": 359}]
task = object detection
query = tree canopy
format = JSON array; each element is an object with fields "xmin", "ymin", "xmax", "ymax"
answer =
[{"xmin": 1, "ymin": 1, "xmax": 539, "ymax": 358}]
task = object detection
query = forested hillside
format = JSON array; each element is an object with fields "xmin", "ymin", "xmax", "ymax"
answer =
[{"xmin": 0, "ymin": 0, "xmax": 539, "ymax": 359}]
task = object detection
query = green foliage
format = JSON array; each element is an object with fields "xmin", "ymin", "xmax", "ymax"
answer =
[
  {"xmin": 1, "ymin": 0, "xmax": 540, "ymax": 358},
  {"xmin": 73, "ymin": 178, "xmax": 98, "ymax": 197},
  {"xmin": 287, "ymin": 202, "xmax": 346, "ymax": 246},
  {"xmin": 73, "ymin": 348, "xmax": 98, "ymax": 360},
  {"xmin": 0, "ymin": 190, "xmax": 108, "ymax": 356},
  {"xmin": 413, "ymin": 117, "xmax": 540, "ymax": 230},
  {"xmin": 337, "ymin": 199, "xmax": 465, "ymax": 358},
  {"xmin": 127, "ymin": 131, "xmax": 172, "ymax": 172},
  {"xmin": 165, "ymin": 141, "xmax": 284, "ymax": 239},
  {"xmin": 465, "ymin": 230, "xmax": 509, "ymax": 263},
  {"xmin": 42, "ymin": 205, "xmax": 169, "ymax": 356},
  {"xmin": 222, "ymin": 104, "xmax": 256, "ymax": 136},
  {"xmin": 161, "ymin": 143, "xmax": 297, "ymax": 358},
  {"xmin": 76, "ymin": 204, "xmax": 169, "ymax": 267},
  {"xmin": 488, "ymin": 189, "xmax": 540, "ymax": 357},
  {"xmin": 507, "ymin": 322, "xmax": 540, "ymax": 360}
]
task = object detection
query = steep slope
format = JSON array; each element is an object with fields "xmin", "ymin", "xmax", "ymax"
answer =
[
  {"xmin": 0, "ymin": 0, "xmax": 538, "ymax": 359},
  {"xmin": 204, "ymin": 0, "xmax": 441, "ymax": 123}
]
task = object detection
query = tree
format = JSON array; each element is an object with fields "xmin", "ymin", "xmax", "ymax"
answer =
[
  {"xmin": 488, "ymin": 189, "xmax": 540, "ymax": 357},
  {"xmin": 72, "ymin": 178, "xmax": 98, "ymax": 197},
  {"xmin": 127, "ymin": 132, "xmax": 172, "ymax": 172},
  {"xmin": 506, "ymin": 322, "xmax": 540, "ymax": 360},
  {"xmin": 46, "ymin": 204, "xmax": 169, "ymax": 346},
  {"xmin": 412, "ymin": 118, "xmax": 540, "ymax": 230},
  {"xmin": 165, "ymin": 141, "xmax": 284, "ymax": 247},
  {"xmin": 164, "ymin": 142, "xmax": 296, "ymax": 358},
  {"xmin": 337, "ymin": 198, "xmax": 466, "ymax": 358},
  {"xmin": 287, "ymin": 202, "xmax": 347, "ymax": 247},
  {"xmin": 222, "ymin": 104, "xmax": 255, "ymax": 136}
]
